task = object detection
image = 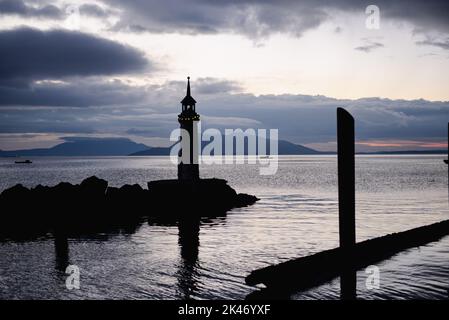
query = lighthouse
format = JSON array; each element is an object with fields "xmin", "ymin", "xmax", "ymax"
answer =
[{"xmin": 178, "ymin": 77, "xmax": 200, "ymax": 180}]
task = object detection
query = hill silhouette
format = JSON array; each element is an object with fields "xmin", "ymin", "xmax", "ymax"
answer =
[
  {"xmin": 0, "ymin": 137, "xmax": 149, "ymax": 156},
  {"xmin": 0, "ymin": 136, "xmax": 321, "ymax": 156},
  {"xmin": 130, "ymin": 138, "xmax": 321, "ymax": 156},
  {"xmin": 1, "ymin": 136, "xmax": 443, "ymax": 157}
]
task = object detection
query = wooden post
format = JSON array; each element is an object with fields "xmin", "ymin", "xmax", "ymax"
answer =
[
  {"xmin": 337, "ymin": 108, "xmax": 356, "ymax": 248},
  {"xmin": 337, "ymin": 107, "xmax": 356, "ymax": 300}
]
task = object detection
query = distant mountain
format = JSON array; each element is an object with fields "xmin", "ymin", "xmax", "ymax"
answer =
[
  {"xmin": 130, "ymin": 139, "xmax": 321, "ymax": 156},
  {"xmin": 2, "ymin": 136, "xmax": 442, "ymax": 157},
  {"xmin": 0, "ymin": 137, "xmax": 149, "ymax": 157},
  {"xmin": 277, "ymin": 140, "xmax": 321, "ymax": 155}
]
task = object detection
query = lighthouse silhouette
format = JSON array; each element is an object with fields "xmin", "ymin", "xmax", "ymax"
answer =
[{"xmin": 178, "ymin": 77, "xmax": 200, "ymax": 180}]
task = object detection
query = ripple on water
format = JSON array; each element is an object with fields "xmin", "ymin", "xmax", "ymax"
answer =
[{"xmin": 0, "ymin": 155, "xmax": 447, "ymax": 299}]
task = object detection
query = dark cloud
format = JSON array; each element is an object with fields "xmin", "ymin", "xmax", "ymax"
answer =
[
  {"xmin": 102, "ymin": 0, "xmax": 449, "ymax": 38},
  {"xmin": 79, "ymin": 3, "xmax": 110, "ymax": 17},
  {"xmin": 2, "ymin": 1, "xmax": 449, "ymax": 38},
  {"xmin": 0, "ymin": 106, "xmax": 96, "ymax": 134},
  {"xmin": 106, "ymin": 0, "xmax": 328, "ymax": 38},
  {"xmin": 0, "ymin": 1, "xmax": 110, "ymax": 19},
  {"xmin": 376, "ymin": 0, "xmax": 449, "ymax": 34},
  {"xmin": 355, "ymin": 40, "xmax": 384, "ymax": 53},
  {"xmin": 1, "ymin": 78, "xmax": 447, "ymax": 149},
  {"xmin": 0, "ymin": 27, "xmax": 150, "ymax": 85},
  {"xmin": 0, "ymin": 79, "xmax": 148, "ymax": 107},
  {"xmin": 0, "ymin": 77, "xmax": 241, "ymax": 108},
  {"xmin": 0, "ymin": 0, "xmax": 62, "ymax": 18},
  {"xmin": 416, "ymin": 38, "xmax": 449, "ymax": 51},
  {"xmin": 195, "ymin": 78, "xmax": 243, "ymax": 94},
  {"xmin": 167, "ymin": 78, "xmax": 243, "ymax": 95}
]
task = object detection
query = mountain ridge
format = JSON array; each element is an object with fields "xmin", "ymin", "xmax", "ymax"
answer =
[
  {"xmin": 0, "ymin": 137, "xmax": 321, "ymax": 156},
  {"xmin": 130, "ymin": 139, "xmax": 320, "ymax": 156},
  {"xmin": 0, "ymin": 137, "xmax": 445, "ymax": 157},
  {"xmin": 0, "ymin": 137, "xmax": 149, "ymax": 157}
]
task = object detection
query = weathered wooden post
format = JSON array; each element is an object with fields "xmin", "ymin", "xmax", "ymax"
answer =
[
  {"xmin": 337, "ymin": 107, "xmax": 356, "ymax": 248},
  {"xmin": 337, "ymin": 107, "xmax": 356, "ymax": 299},
  {"xmin": 245, "ymin": 117, "xmax": 449, "ymax": 298}
]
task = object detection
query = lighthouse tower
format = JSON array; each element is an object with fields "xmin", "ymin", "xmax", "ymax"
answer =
[{"xmin": 178, "ymin": 77, "xmax": 200, "ymax": 180}]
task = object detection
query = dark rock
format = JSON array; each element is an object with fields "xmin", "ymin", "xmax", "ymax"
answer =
[
  {"xmin": 105, "ymin": 186, "xmax": 119, "ymax": 197},
  {"xmin": 80, "ymin": 176, "xmax": 108, "ymax": 196},
  {"xmin": 236, "ymin": 193, "xmax": 259, "ymax": 207},
  {"xmin": 147, "ymin": 178, "xmax": 258, "ymax": 217},
  {"xmin": 53, "ymin": 182, "xmax": 79, "ymax": 197},
  {"xmin": 32, "ymin": 184, "xmax": 50, "ymax": 192},
  {"xmin": 119, "ymin": 183, "xmax": 144, "ymax": 196},
  {"xmin": 106, "ymin": 184, "xmax": 148, "ymax": 216},
  {"xmin": 0, "ymin": 176, "xmax": 258, "ymax": 239},
  {"xmin": 1, "ymin": 183, "xmax": 30, "ymax": 200}
]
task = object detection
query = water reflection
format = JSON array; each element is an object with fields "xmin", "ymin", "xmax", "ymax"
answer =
[
  {"xmin": 148, "ymin": 216, "xmax": 227, "ymax": 300},
  {"xmin": 54, "ymin": 232, "xmax": 69, "ymax": 271},
  {"xmin": 176, "ymin": 218, "xmax": 201, "ymax": 299},
  {"xmin": 340, "ymin": 269, "xmax": 357, "ymax": 300}
]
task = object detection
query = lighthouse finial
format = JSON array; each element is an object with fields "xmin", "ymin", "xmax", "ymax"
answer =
[
  {"xmin": 181, "ymin": 76, "xmax": 196, "ymax": 105},
  {"xmin": 186, "ymin": 76, "xmax": 191, "ymax": 96}
]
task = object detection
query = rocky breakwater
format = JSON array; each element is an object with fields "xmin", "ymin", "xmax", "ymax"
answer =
[{"xmin": 0, "ymin": 176, "xmax": 258, "ymax": 239}]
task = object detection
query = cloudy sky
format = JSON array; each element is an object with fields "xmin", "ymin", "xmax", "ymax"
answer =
[{"xmin": 0, "ymin": 0, "xmax": 448, "ymax": 152}]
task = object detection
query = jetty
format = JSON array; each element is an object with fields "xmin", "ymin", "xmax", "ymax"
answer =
[
  {"xmin": 0, "ymin": 176, "xmax": 258, "ymax": 239},
  {"xmin": 246, "ymin": 219, "xmax": 449, "ymax": 298},
  {"xmin": 245, "ymin": 111, "xmax": 449, "ymax": 299}
]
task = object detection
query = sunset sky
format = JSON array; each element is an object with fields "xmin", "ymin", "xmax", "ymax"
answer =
[{"xmin": 0, "ymin": 0, "xmax": 448, "ymax": 151}]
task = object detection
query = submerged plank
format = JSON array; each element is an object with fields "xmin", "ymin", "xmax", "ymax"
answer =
[{"xmin": 246, "ymin": 219, "xmax": 449, "ymax": 295}]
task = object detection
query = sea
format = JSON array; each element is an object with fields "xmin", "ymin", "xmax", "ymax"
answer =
[{"xmin": 0, "ymin": 155, "xmax": 448, "ymax": 299}]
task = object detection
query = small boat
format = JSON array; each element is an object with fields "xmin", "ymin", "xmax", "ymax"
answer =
[{"xmin": 15, "ymin": 159, "xmax": 32, "ymax": 164}]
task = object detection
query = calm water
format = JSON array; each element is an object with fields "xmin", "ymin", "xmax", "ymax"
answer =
[{"xmin": 0, "ymin": 155, "xmax": 448, "ymax": 299}]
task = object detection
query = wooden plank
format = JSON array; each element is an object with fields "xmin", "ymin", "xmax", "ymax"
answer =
[
  {"xmin": 246, "ymin": 113, "xmax": 449, "ymax": 299},
  {"xmin": 245, "ymin": 219, "xmax": 449, "ymax": 297}
]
